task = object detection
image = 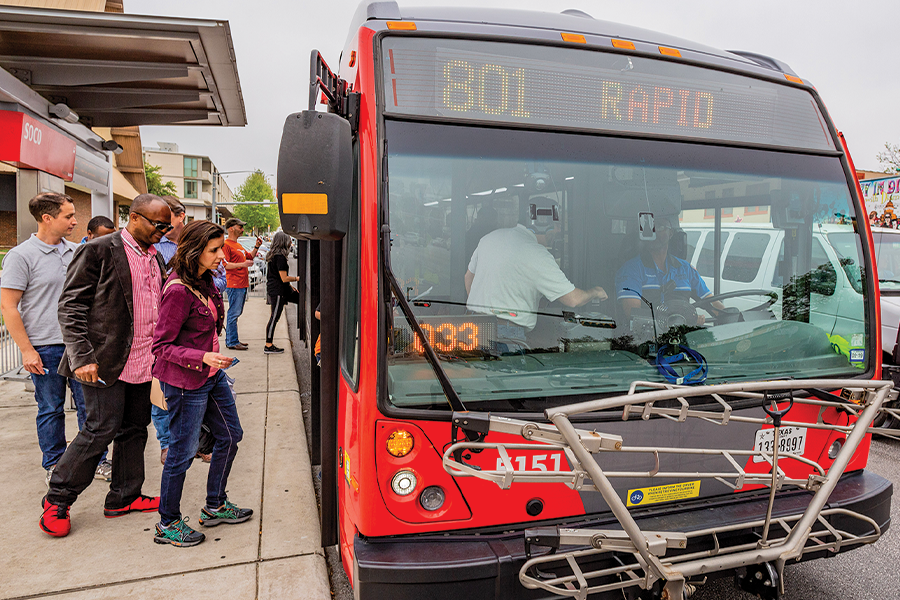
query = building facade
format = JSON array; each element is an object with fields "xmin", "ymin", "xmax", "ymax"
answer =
[
  {"xmin": 0, "ymin": 0, "xmax": 245, "ymax": 252},
  {"xmin": 143, "ymin": 143, "xmax": 234, "ymax": 225}
]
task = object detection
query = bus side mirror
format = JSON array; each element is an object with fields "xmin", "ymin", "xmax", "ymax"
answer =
[{"xmin": 277, "ymin": 111, "xmax": 352, "ymax": 240}]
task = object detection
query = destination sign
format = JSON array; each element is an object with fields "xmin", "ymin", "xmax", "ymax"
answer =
[{"xmin": 381, "ymin": 38, "xmax": 834, "ymax": 151}]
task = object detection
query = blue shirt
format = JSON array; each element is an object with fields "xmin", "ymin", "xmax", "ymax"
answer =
[
  {"xmin": 154, "ymin": 235, "xmax": 177, "ymax": 270},
  {"xmin": 616, "ymin": 252, "xmax": 711, "ymax": 305}
]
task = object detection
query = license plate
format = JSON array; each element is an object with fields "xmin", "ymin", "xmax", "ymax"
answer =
[{"xmin": 752, "ymin": 426, "xmax": 807, "ymax": 463}]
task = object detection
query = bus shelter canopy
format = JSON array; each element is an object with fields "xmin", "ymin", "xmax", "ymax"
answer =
[{"xmin": 0, "ymin": 5, "xmax": 246, "ymax": 128}]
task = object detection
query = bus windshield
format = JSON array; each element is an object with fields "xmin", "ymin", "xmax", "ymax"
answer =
[{"xmin": 385, "ymin": 121, "xmax": 868, "ymax": 411}]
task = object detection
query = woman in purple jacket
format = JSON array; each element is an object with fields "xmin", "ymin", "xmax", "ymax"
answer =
[{"xmin": 151, "ymin": 220, "xmax": 252, "ymax": 547}]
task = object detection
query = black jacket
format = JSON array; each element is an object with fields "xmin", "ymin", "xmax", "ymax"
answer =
[{"xmin": 57, "ymin": 230, "xmax": 166, "ymax": 385}]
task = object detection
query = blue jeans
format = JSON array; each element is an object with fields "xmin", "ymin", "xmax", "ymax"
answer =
[
  {"xmin": 225, "ymin": 287, "xmax": 248, "ymax": 347},
  {"xmin": 31, "ymin": 344, "xmax": 86, "ymax": 470},
  {"xmin": 158, "ymin": 370, "xmax": 243, "ymax": 524},
  {"xmin": 151, "ymin": 404, "xmax": 170, "ymax": 449}
]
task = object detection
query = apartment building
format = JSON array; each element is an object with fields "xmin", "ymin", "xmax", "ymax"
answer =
[{"xmin": 143, "ymin": 143, "xmax": 234, "ymax": 224}]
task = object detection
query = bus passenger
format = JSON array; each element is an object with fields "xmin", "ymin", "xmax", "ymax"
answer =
[
  {"xmin": 615, "ymin": 216, "xmax": 724, "ymax": 324},
  {"xmin": 151, "ymin": 220, "xmax": 252, "ymax": 547},
  {"xmin": 464, "ymin": 196, "xmax": 607, "ymax": 348}
]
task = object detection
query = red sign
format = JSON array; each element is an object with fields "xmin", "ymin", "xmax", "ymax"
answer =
[{"xmin": 0, "ymin": 110, "xmax": 76, "ymax": 181}]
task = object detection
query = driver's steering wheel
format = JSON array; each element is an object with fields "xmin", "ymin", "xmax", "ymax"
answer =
[{"xmin": 692, "ymin": 289, "xmax": 778, "ymax": 324}]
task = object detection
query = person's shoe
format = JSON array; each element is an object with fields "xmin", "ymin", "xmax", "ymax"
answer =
[
  {"xmin": 195, "ymin": 452, "xmax": 212, "ymax": 463},
  {"xmin": 160, "ymin": 447, "xmax": 168, "ymax": 466},
  {"xmin": 39, "ymin": 496, "xmax": 71, "ymax": 537},
  {"xmin": 104, "ymin": 494, "xmax": 160, "ymax": 518},
  {"xmin": 226, "ymin": 343, "xmax": 248, "ymax": 351},
  {"xmin": 45, "ymin": 465, "xmax": 55, "ymax": 488},
  {"xmin": 264, "ymin": 345, "xmax": 284, "ymax": 354},
  {"xmin": 94, "ymin": 459, "xmax": 112, "ymax": 481},
  {"xmin": 198, "ymin": 500, "xmax": 253, "ymax": 527},
  {"xmin": 154, "ymin": 517, "xmax": 206, "ymax": 547}
]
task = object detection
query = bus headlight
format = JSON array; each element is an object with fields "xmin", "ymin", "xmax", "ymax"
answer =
[
  {"xmin": 419, "ymin": 486, "xmax": 445, "ymax": 511},
  {"xmin": 828, "ymin": 438, "xmax": 844, "ymax": 460},
  {"xmin": 386, "ymin": 429, "xmax": 414, "ymax": 457},
  {"xmin": 391, "ymin": 470, "xmax": 418, "ymax": 496}
]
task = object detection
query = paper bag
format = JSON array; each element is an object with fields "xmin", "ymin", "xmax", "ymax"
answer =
[{"xmin": 150, "ymin": 378, "xmax": 168, "ymax": 411}]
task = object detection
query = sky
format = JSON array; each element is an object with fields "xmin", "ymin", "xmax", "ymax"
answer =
[{"xmin": 128, "ymin": 0, "xmax": 900, "ymax": 190}]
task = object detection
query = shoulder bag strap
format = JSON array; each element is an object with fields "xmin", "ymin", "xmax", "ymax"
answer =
[{"xmin": 163, "ymin": 278, "xmax": 208, "ymax": 305}]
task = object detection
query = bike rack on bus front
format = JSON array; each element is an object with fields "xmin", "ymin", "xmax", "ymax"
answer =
[{"xmin": 442, "ymin": 379, "xmax": 896, "ymax": 600}]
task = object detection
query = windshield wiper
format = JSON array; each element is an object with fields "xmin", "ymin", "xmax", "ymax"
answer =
[
  {"xmin": 879, "ymin": 279, "xmax": 900, "ymax": 284},
  {"xmin": 382, "ymin": 225, "xmax": 487, "ymax": 454},
  {"xmin": 408, "ymin": 296, "xmax": 617, "ymax": 329}
]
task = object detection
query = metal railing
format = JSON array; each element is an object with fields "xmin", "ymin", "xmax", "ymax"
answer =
[
  {"xmin": 0, "ymin": 325, "xmax": 26, "ymax": 380},
  {"xmin": 443, "ymin": 379, "xmax": 899, "ymax": 600}
]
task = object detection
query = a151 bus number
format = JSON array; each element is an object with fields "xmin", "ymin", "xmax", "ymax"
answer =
[{"xmin": 496, "ymin": 452, "xmax": 565, "ymax": 471}]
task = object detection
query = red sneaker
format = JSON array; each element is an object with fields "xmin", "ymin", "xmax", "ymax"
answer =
[
  {"xmin": 104, "ymin": 495, "xmax": 160, "ymax": 518},
  {"xmin": 40, "ymin": 496, "xmax": 71, "ymax": 537}
]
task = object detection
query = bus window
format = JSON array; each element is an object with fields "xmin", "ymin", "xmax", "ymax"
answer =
[
  {"xmin": 684, "ymin": 229, "xmax": 701, "ymax": 264},
  {"xmin": 722, "ymin": 232, "xmax": 769, "ymax": 283},
  {"xmin": 697, "ymin": 231, "xmax": 729, "ymax": 278}
]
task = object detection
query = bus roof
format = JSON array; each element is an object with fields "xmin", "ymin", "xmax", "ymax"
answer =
[{"xmin": 348, "ymin": 1, "xmax": 801, "ymax": 82}]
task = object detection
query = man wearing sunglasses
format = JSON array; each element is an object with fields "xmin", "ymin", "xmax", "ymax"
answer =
[{"xmin": 41, "ymin": 194, "xmax": 171, "ymax": 538}]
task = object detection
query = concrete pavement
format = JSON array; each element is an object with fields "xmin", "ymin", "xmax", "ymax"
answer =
[{"xmin": 0, "ymin": 296, "xmax": 329, "ymax": 600}]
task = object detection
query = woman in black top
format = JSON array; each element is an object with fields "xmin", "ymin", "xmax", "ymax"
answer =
[{"xmin": 264, "ymin": 232, "xmax": 299, "ymax": 354}]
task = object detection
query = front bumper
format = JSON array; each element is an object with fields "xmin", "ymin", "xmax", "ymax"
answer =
[{"xmin": 354, "ymin": 470, "xmax": 892, "ymax": 600}]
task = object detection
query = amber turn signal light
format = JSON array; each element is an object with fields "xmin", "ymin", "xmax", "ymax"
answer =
[{"xmin": 387, "ymin": 429, "xmax": 415, "ymax": 457}]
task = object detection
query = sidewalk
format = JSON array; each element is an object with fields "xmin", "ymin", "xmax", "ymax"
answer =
[{"xmin": 0, "ymin": 296, "xmax": 329, "ymax": 600}]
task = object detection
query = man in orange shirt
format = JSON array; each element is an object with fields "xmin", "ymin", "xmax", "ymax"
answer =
[{"xmin": 222, "ymin": 217, "xmax": 261, "ymax": 350}]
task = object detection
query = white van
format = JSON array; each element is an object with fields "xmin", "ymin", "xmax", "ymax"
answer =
[
  {"xmin": 871, "ymin": 227, "xmax": 900, "ymax": 358},
  {"xmin": 680, "ymin": 222, "xmax": 865, "ymax": 353}
]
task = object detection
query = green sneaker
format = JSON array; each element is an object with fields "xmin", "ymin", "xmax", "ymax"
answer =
[
  {"xmin": 154, "ymin": 517, "xmax": 205, "ymax": 547},
  {"xmin": 198, "ymin": 500, "xmax": 253, "ymax": 527}
]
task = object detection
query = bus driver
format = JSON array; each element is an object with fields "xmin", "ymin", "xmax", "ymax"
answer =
[
  {"xmin": 615, "ymin": 215, "xmax": 724, "ymax": 325},
  {"xmin": 464, "ymin": 196, "xmax": 607, "ymax": 347}
]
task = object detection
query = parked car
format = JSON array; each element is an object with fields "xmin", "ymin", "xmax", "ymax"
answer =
[{"xmin": 236, "ymin": 235, "xmax": 268, "ymax": 285}]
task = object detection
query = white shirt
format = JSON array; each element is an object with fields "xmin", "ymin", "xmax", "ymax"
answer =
[{"xmin": 466, "ymin": 225, "xmax": 575, "ymax": 329}]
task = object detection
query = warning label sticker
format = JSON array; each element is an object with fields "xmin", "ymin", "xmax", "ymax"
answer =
[{"xmin": 626, "ymin": 481, "xmax": 701, "ymax": 507}]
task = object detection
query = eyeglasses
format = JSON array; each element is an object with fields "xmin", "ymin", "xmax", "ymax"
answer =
[{"xmin": 133, "ymin": 212, "xmax": 173, "ymax": 233}]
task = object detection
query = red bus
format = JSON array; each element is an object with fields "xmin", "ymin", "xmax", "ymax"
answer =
[{"xmin": 277, "ymin": 3, "xmax": 896, "ymax": 598}]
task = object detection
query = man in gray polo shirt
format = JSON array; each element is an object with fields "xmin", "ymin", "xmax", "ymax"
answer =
[{"xmin": 0, "ymin": 192, "xmax": 109, "ymax": 484}]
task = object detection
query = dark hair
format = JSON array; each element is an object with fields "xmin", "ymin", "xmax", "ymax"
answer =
[
  {"xmin": 28, "ymin": 192, "xmax": 73, "ymax": 221},
  {"xmin": 267, "ymin": 231, "xmax": 292, "ymax": 263},
  {"xmin": 161, "ymin": 195, "xmax": 186, "ymax": 216},
  {"xmin": 170, "ymin": 220, "xmax": 225, "ymax": 292},
  {"xmin": 87, "ymin": 215, "xmax": 115, "ymax": 233}
]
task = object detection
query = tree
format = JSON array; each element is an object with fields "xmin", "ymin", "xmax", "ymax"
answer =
[
  {"xmin": 876, "ymin": 143, "xmax": 900, "ymax": 174},
  {"xmin": 144, "ymin": 160, "xmax": 177, "ymax": 196},
  {"xmin": 233, "ymin": 171, "xmax": 279, "ymax": 233}
]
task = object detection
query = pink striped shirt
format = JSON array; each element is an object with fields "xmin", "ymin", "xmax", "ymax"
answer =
[{"xmin": 119, "ymin": 228, "xmax": 162, "ymax": 384}]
